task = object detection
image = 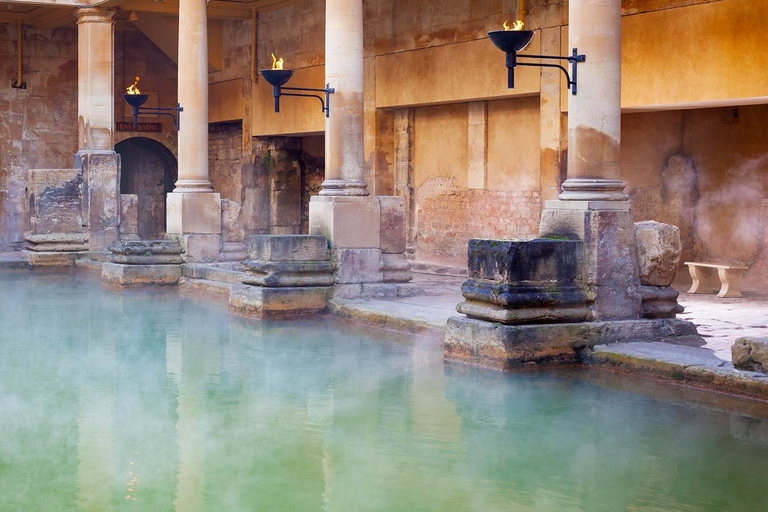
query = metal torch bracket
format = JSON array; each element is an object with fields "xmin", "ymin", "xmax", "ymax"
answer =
[
  {"xmin": 272, "ymin": 84, "xmax": 335, "ymax": 117},
  {"xmin": 515, "ymin": 48, "xmax": 586, "ymax": 95},
  {"xmin": 131, "ymin": 104, "xmax": 183, "ymax": 130}
]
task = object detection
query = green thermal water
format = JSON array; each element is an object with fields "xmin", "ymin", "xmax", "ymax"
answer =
[{"xmin": 1, "ymin": 272, "xmax": 768, "ymax": 511}]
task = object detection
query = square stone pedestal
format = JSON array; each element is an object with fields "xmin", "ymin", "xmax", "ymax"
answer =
[
  {"xmin": 167, "ymin": 192, "xmax": 222, "ymax": 235},
  {"xmin": 309, "ymin": 196, "xmax": 380, "ymax": 248}
]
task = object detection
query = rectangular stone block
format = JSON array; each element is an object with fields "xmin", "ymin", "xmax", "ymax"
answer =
[
  {"xmin": 309, "ymin": 196, "xmax": 380, "ymax": 249},
  {"xmin": 120, "ymin": 194, "xmax": 139, "ymax": 236},
  {"xmin": 77, "ymin": 151, "xmax": 120, "ymax": 247},
  {"xmin": 378, "ymin": 196, "xmax": 407, "ymax": 254},
  {"xmin": 180, "ymin": 234, "xmax": 221, "ymax": 263},
  {"xmin": 167, "ymin": 192, "xmax": 222, "ymax": 234},
  {"xmin": 468, "ymin": 238, "xmax": 583, "ymax": 284},
  {"xmin": 101, "ymin": 262, "xmax": 182, "ymax": 286},
  {"xmin": 333, "ymin": 248, "xmax": 383, "ymax": 284},
  {"xmin": 248, "ymin": 235, "xmax": 330, "ymax": 262},
  {"xmin": 27, "ymin": 169, "xmax": 84, "ymax": 235},
  {"xmin": 228, "ymin": 284, "xmax": 329, "ymax": 318}
]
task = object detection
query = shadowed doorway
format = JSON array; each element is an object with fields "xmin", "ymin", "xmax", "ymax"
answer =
[{"xmin": 115, "ymin": 138, "xmax": 177, "ymax": 239}]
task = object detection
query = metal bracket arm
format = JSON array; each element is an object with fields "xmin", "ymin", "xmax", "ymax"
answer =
[
  {"xmin": 516, "ymin": 48, "xmax": 585, "ymax": 95},
  {"xmin": 131, "ymin": 104, "xmax": 183, "ymax": 130},
  {"xmin": 274, "ymin": 84, "xmax": 335, "ymax": 117}
]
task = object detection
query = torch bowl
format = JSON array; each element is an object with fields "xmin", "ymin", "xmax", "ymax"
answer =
[
  {"xmin": 260, "ymin": 69, "xmax": 295, "ymax": 87},
  {"xmin": 488, "ymin": 30, "xmax": 535, "ymax": 53},
  {"xmin": 122, "ymin": 93, "xmax": 149, "ymax": 108}
]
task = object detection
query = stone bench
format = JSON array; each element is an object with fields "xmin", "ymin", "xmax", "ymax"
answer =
[{"xmin": 684, "ymin": 262, "xmax": 750, "ymax": 298}]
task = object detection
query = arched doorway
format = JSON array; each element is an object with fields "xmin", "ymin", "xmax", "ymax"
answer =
[{"xmin": 115, "ymin": 138, "xmax": 177, "ymax": 239}]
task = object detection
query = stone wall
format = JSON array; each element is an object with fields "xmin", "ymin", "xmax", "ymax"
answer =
[
  {"xmin": 0, "ymin": 25, "xmax": 79, "ymax": 250},
  {"xmin": 209, "ymin": 122, "xmax": 244, "ymax": 203}
]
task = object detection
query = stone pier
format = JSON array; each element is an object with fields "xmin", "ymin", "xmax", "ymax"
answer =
[
  {"xmin": 166, "ymin": 0, "xmax": 221, "ymax": 261},
  {"xmin": 309, "ymin": 0, "xmax": 415, "ymax": 298}
]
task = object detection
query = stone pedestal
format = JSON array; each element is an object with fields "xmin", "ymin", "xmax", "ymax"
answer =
[
  {"xmin": 540, "ymin": 201, "xmax": 643, "ymax": 321},
  {"xmin": 101, "ymin": 240, "xmax": 183, "ymax": 286},
  {"xmin": 167, "ymin": 193, "xmax": 222, "ymax": 235},
  {"xmin": 228, "ymin": 235, "xmax": 333, "ymax": 317},
  {"xmin": 75, "ymin": 150, "xmax": 121, "ymax": 250},
  {"xmin": 23, "ymin": 169, "xmax": 88, "ymax": 266}
]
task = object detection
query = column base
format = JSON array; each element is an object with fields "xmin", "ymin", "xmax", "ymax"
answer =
[
  {"xmin": 559, "ymin": 178, "xmax": 629, "ymax": 202},
  {"xmin": 166, "ymin": 192, "xmax": 222, "ymax": 234},
  {"xmin": 318, "ymin": 179, "xmax": 370, "ymax": 197},
  {"xmin": 309, "ymin": 196, "xmax": 380, "ymax": 248}
]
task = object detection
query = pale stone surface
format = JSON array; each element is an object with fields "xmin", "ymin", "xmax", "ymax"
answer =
[
  {"xmin": 378, "ymin": 196, "xmax": 407, "ymax": 254},
  {"xmin": 179, "ymin": 234, "xmax": 221, "ymax": 263},
  {"xmin": 102, "ymin": 262, "xmax": 182, "ymax": 286},
  {"xmin": 732, "ymin": 337, "xmax": 768, "ymax": 373},
  {"xmin": 166, "ymin": 192, "xmax": 222, "ymax": 234},
  {"xmin": 120, "ymin": 194, "xmax": 139, "ymax": 238},
  {"xmin": 228, "ymin": 283, "xmax": 329, "ymax": 317},
  {"xmin": 635, "ymin": 221, "xmax": 682, "ymax": 286},
  {"xmin": 248, "ymin": 235, "xmax": 330, "ymax": 262},
  {"xmin": 333, "ymin": 248, "xmax": 383, "ymax": 284},
  {"xmin": 309, "ymin": 196, "xmax": 381, "ymax": 249}
]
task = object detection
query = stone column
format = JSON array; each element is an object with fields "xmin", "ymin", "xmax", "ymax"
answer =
[
  {"xmin": 320, "ymin": 0, "xmax": 368, "ymax": 197},
  {"xmin": 76, "ymin": 7, "xmax": 115, "ymax": 151},
  {"xmin": 309, "ymin": 0, "xmax": 385, "ymax": 297},
  {"xmin": 75, "ymin": 7, "xmax": 121, "ymax": 251},
  {"xmin": 559, "ymin": 0, "xmax": 627, "ymax": 202},
  {"xmin": 539, "ymin": 0, "xmax": 642, "ymax": 320},
  {"xmin": 166, "ymin": 0, "xmax": 221, "ymax": 261}
]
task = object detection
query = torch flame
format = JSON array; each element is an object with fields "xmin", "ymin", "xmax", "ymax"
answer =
[
  {"xmin": 126, "ymin": 76, "xmax": 141, "ymax": 95},
  {"xmin": 271, "ymin": 53, "xmax": 284, "ymax": 70},
  {"xmin": 503, "ymin": 20, "xmax": 525, "ymax": 31}
]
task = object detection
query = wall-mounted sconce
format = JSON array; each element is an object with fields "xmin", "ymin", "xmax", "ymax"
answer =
[
  {"xmin": 260, "ymin": 54, "xmax": 334, "ymax": 118},
  {"xmin": 489, "ymin": 21, "xmax": 585, "ymax": 95},
  {"xmin": 121, "ymin": 76, "xmax": 182, "ymax": 130}
]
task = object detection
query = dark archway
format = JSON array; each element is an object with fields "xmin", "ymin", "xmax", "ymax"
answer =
[{"xmin": 115, "ymin": 138, "xmax": 177, "ymax": 239}]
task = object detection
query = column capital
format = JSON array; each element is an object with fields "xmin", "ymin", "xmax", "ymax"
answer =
[{"xmin": 75, "ymin": 7, "xmax": 117, "ymax": 24}]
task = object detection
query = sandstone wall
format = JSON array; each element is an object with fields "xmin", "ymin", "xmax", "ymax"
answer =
[{"xmin": 0, "ymin": 24, "xmax": 78, "ymax": 251}]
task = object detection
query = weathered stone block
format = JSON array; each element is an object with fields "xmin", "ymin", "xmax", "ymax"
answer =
[
  {"xmin": 378, "ymin": 196, "xmax": 407, "ymax": 254},
  {"xmin": 25, "ymin": 232, "xmax": 89, "ymax": 252},
  {"xmin": 381, "ymin": 253, "xmax": 413, "ymax": 283},
  {"xmin": 220, "ymin": 241, "xmax": 248, "ymax": 262},
  {"xmin": 732, "ymin": 337, "xmax": 768, "ymax": 373},
  {"xmin": 248, "ymin": 235, "xmax": 330, "ymax": 262},
  {"xmin": 333, "ymin": 248, "xmax": 383, "ymax": 284},
  {"xmin": 77, "ymin": 150, "xmax": 120, "ymax": 250},
  {"xmin": 102, "ymin": 262, "xmax": 182, "ymax": 286},
  {"xmin": 27, "ymin": 169, "xmax": 84, "ymax": 235},
  {"xmin": 120, "ymin": 194, "xmax": 139, "ymax": 237},
  {"xmin": 23, "ymin": 250, "xmax": 84, "ymax": 266},
  {"xmin": 109, "ymin": 239, "xmax": 182, "ymax": 256},
  {"xmin": 640, "ymin": 285, "xmax": 684, "ymax": 319},
  {"xmin": 240, "ymin": 260, "xmax": 334, "ymax": 287},
  {"xmin": 458, "ymin": 238, "xmax": 592, "ymax": 324},
  {"xmin": 540, "ymin": 204, "xmax": 643, "ymax": 321},
  {"xmin": 228, "ymin": 283, "xmax": 329, "ymax": 317},
  {"xmin": 180, "ymin": 234, "xmax": 221, "ymax": 263},
  {"xmin": 635, "ymin": 221, "xmax": 682, "ymax": 286},
  {"xmin": 221, "ymin": 199, "xmax": 245, "ymax": 242}
]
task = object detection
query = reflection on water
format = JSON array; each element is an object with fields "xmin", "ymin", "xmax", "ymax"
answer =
[{"xmin": 2, "ymin": 272, "xmax": 768, "ymax": 511}]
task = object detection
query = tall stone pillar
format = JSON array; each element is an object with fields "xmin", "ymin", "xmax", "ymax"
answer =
[
  {"xmin": 309, "ymin": 0, "xmax": 384, "ymax": 297},
  {"xmin": 539, "ymin": 0, "xmax": 642, "ymax": 320},
  {"xmin": 559, "ymin": 0, "xmax": 627, "ymax": 202},
  {"xmin": 166, "ymin": 0, "xmax": 221, "ymax": 261},
  {"xmin": 75, "ymin": 7, "xmax": 120, "ymax": 251}
]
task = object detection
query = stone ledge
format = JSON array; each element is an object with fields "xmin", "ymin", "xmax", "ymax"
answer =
[
  {"xmin": 588, "ymin": 342, "xmax": 768, "ymax": 401},
  {"xmin": 101, "ymin": 262, "xmax": 182, "ymax": 286},
  {"xmin": 23, "ymin": 250, "xmax": 86, "ymax": 266},
  {"xmin": 445, "ymin": 316, "xmax": 700, "ymax": 370},
  {"xmin": 228, "ymin": 283, "xmax": 330, "ymax": 318}
]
